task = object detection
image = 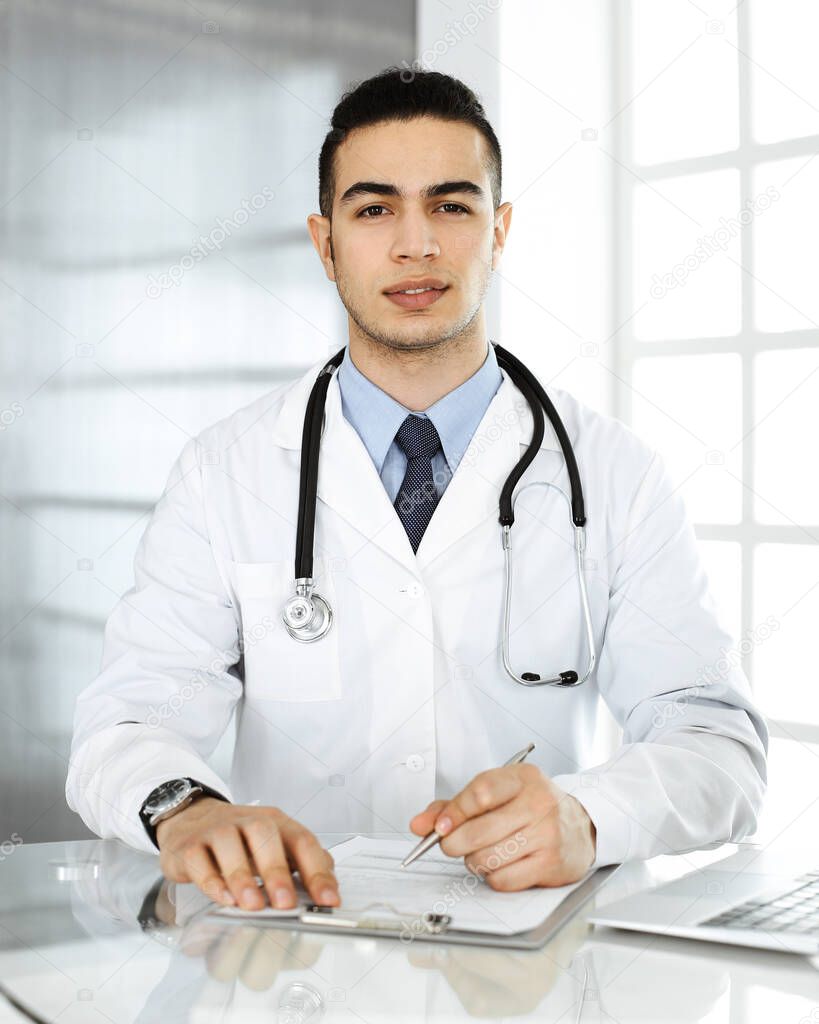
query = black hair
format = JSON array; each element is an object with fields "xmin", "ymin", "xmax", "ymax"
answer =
[{"xmin": 318, "ymin": 66, "xmax": 502, "ymax": 220}]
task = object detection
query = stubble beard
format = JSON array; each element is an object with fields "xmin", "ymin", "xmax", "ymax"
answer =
[{"xmin": 330, "ymin": 239, "xmax": 493, "ymax": 359}]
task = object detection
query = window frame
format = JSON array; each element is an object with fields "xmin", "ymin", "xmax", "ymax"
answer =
[{"xmin": 611, "ymin": 1, "xmax": 819, "ymax": 744}]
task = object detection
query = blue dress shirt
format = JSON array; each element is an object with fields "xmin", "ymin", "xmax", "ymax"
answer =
[{"xmin": 337, "ymin": 343, "xmax": 504, "ymax": 504}]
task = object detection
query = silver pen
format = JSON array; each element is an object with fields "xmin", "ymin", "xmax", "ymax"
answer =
[{"xmin": 401, "ymin": 742, "xmax": 536, "ymax": 868}]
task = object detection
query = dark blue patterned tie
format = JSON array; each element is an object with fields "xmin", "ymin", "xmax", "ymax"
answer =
[{"xmin": 393, "ymin": 414, "xmax": 443, "ymax": 553}]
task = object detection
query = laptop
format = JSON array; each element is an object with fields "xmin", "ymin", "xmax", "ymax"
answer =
[{"xmin": 587, "ymin": 846, "xmax": 819, "ymax": 955}]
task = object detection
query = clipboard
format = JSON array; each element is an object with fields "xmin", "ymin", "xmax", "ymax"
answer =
[{"xmin": 208, "ymin": 864, "xmax": 620, "ymax": 950}]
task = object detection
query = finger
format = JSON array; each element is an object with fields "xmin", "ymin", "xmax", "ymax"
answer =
[
  {"xmin": 442, "ymin": 951, "xmax": 541, "ymax": 1018},
  {"xmin": 282, "ymin": 828, "xmax": 339, "ymax": 906},
  {"xmin": 179, "ymin": 920, "xmax": 227, "ymax": 957},
  {"xmin": 207, "ymin": 926, "xmax": 258, "ymax": 984},
  {"xmin": 476, "ymin": 847, "xmax": 566, "ymax": 891},
  {"xmin": 240, "ymin": 931, "xmax": 319, "ymax": 992},
  {"xmin": 242, "ymin": 817, "xmax": 299, "ymax": 910},
  {"xmin": 207, "ymin": 826, "xmax": 266, "ymax": 910},
  {"xmin": 240, "ymin": 930, "xmax": 287, "ymax": 991},
  {"xmin": 461, "ymin": 824, "xmax": 531, "ymax": 874},
  {"xmin": 444, "ymin": 800, "xmax": 531, "ymax": 858},
  {"xmin": 182, "ymin": 843, "xmax": 236, "ymax": 906},
  {"xmin": 433, "ymin": 765, "xmax": 537, "ymax": 839},
  {"xmin": 409, "ymin": 799, "xmax": 448, "ymax": 834}
]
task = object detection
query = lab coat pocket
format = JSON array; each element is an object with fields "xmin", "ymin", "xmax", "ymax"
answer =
[{"xmin": 233, "ymin": 558, "xmax": 342, "ymax": 702}]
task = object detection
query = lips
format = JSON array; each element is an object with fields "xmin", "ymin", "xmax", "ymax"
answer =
[
  {"xmin": 385, "ymin": 287, "xmax": 448, "ymax": 310},
  {"xmin": 383, "ymin": 277, "xmax": 448, "ymax": 295}
]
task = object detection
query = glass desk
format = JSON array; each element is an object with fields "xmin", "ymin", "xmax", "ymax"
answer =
[{"xmin": 0, "ymin": 834, "xmax": 816, "ymax": 1023}]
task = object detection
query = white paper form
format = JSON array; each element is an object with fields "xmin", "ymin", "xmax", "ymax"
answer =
[{"xmin": 209, "ymin": 835, "xmax": 591, "ymax": 936}]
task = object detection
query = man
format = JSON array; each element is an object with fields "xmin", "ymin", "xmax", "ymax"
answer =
[{"xmin": 66, "ymin": 68, "xmax": 768, "ymax": 914}]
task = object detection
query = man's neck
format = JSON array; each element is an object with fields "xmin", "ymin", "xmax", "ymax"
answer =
[{"xmin": 347, "ymin": 329, "xmax": 489, "ymax": 413}]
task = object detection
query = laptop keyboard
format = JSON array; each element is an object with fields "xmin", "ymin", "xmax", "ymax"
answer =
[{"xmin": 702, "ymin": 870, "xmax": 819, "ymax": 934}]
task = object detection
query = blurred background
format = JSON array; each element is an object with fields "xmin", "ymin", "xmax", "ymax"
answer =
[{"xmin": 0, "ymin": 0, "xmax": 817, "ymax": 856}]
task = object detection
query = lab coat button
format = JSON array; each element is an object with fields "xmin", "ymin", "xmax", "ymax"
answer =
[
  {"xmin": 405, "ymin": 754, "xmax": 425, "ymax": 772},
  {"xmin": 402, "ymin": 582, "xmax": 424, "ymax": 599}
]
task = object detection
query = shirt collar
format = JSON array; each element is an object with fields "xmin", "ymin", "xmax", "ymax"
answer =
[{"xmin": 337, "ymin": 342, "xmax": 503, "ymax": 475}]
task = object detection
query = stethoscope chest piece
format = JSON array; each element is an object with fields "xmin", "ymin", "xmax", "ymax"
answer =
[{"xmin": 282, "ymin": 579, "xmax": 333, "ymax": 642}]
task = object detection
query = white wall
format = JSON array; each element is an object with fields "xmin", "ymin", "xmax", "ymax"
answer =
[
  {"xmin": 0, "ymin": 1, "xmax": 416, "ymax": 841},
  {"xmin": 417, "ymin": 0, "xmax": 620, "ymax": 763}
]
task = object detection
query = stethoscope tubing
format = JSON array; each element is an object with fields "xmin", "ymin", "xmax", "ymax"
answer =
[
  {"xmin": 295, "ymin": 349, "xmax": 344, "ymax": 582},
  {"xmin": 285, "ymin": 343, "xmax": 597, "ymax": 687},
  {"xmin": 492, "ymin": 342, "xmax": 586, "ymax": 527}
]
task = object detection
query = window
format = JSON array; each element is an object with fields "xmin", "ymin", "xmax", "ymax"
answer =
[{"xmin": 615, "ymin": 1, "xmax": 819, "ymax": 835}]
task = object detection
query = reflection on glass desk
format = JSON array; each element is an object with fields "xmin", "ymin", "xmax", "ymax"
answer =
[{"xmin": 0, "ymin": 834, "xmax": 816, "ymax": 1023}]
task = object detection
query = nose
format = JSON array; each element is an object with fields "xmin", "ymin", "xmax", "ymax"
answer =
[{"xmin": 390, "ymin": 209, "xmax": 441, "ymax": 262}]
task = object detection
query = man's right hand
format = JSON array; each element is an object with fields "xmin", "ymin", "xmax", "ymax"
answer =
[{"xmin": 155, "ymin": 798, "xmax": 340, "ymax": 912}]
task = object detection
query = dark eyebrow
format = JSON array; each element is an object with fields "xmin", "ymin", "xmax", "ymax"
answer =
[{"xmin": 337, "ymin": 180, "xmax": 486, "ymax": 208}]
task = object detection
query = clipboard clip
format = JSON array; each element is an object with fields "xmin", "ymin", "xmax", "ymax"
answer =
[{"xmin": 301, "ymin": 904, "xmax": 452, "ymax": 935}]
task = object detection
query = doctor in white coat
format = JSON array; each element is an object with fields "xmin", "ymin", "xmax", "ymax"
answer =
[{"xmin": 66, "ymin": 68, "xmax": 768, "ymax": 916}]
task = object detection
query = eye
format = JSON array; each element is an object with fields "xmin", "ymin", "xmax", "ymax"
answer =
[{"xmin": 356, "ymin": 202, "xmax": 471, "ymax": 218}]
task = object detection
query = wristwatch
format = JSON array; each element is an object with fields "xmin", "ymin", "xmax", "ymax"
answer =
[{"xmin": 139, "ymin": 777, "xmax": 229, "ymax": 850}]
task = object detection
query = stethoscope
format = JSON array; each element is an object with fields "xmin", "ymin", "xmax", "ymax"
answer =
[{"xmin": 281, "ymin": 342, "xmax": 597, "ymax": 688}]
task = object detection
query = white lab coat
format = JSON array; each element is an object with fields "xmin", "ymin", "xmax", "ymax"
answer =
[{"xmin": 66, "ymin": 352, "xmax": 769, "ymax": 869}]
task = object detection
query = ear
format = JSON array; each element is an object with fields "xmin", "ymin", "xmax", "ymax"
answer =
[
  {"xmin": 307, "ymin": 213, "xmax": 336, "ymax": 282},
  {"xmin": 491, "ymin": 201, "xmax": 513, "ymax": 271}
]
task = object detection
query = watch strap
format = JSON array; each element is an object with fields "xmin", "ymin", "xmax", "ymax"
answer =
[
  {"xmin": 140, "ymin": 778, "xmax": 230, "ymax": 851},
  {"xmin": 137, "ymin": 876, "xmax": 166, "ymax": 931}
]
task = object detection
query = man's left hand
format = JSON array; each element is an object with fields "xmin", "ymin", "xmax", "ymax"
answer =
[{"xmin": 408, "ymin": 763, "xmax": 597, "ymax": 889}]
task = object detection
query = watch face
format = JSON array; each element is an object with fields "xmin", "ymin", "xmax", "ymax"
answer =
[{"xmin": 144, "ymin": 779, "xmax": 191, "ymax": 815}]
